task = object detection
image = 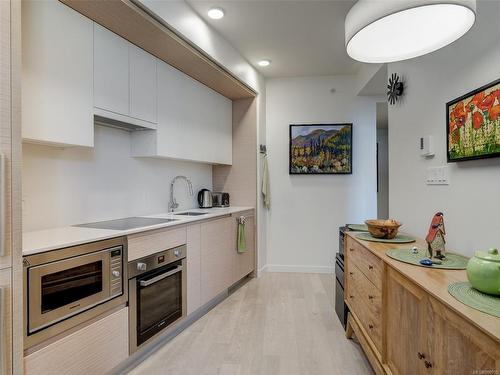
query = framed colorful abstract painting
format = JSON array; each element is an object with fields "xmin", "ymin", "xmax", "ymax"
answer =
[
  {"xmin": 447, "ymin": 78, "xmax": 500, "ymax": 162},
  {"xmin": 289, "ymin": 124, "xmax": 352, "ymax": 174}
]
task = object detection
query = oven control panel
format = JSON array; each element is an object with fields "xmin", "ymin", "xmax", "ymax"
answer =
[
  {"xmin": 110, "ymin": 247, "xmax": 123, "ymax": 297},
  {"xmin": 128, "ymin": 245, "xmax": 187, "ymax": 279}
]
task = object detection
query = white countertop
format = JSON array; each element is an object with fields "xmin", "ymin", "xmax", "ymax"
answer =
[{"xmin": 23, "ymin": 207, "xmax": 254, "ymax": 256}]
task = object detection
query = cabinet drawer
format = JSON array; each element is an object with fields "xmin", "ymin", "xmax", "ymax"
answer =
[
  {"xmin": 346, "ymin": 259, "xmax": 382, "ymax": 352},
  {"xmin": 128, "ymin": 226, "xmax": 187, "ymax": 261},
  {"xmin": 24, "ymin": 307, "xmax": 128, "ymax": 375},
  {"xmin": 346, "ymin": 237, "xmax": 383, "ymax": 290}
]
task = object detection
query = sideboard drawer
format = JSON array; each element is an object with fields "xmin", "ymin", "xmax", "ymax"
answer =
[
  {"xmin": 346, "ymin": 237, "xmax": 383, "ymax": 290},
  {"xmin": 346, "ymin": 259, "xmax": 382, "ymax": 352}
]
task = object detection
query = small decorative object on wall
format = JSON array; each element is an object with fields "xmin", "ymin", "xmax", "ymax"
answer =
[
  {"xmin": 289, "ymin": 124, "xmax": 352, "ymax": 174},
  {"xmin": 387, "ymin": 73, "xmax": 404, "ymax": 105},
  {"xmin": 447, "ymin": 78, "xmax": 500, "ymax": 162},
  {"xmin": 425, "ymin": 212, "xmax": 446, "ymax": 259}
]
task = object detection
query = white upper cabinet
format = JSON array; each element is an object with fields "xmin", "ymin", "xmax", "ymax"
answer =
[
  {"xmin": 93, "ymin": 24, "xmax": 157, "ymax": 128},
  {"xmin": 132, "ymin": 61, "xmax": 232, "ymax": 165},
  {"xmin": 22, "ymin": 0, "xmax": 94, "ymax": 147},
  {"xmin": 129, "ymin": 44, "xmax": 157, "ymax": 124},
  {"xmin": 93, "ymin": 23, "xmax": 129, "ymax": 116}
]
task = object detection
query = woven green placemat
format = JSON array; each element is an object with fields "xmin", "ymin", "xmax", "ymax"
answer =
[
  {"xmin": 448, "ymin": 282, "xmax": 500, "ymax": 318},
  {"xmin": 347, "ymin": 224, "xmax": 369, "ymax": 232},
  {"xmin": 356, "ymin": 232, "xmax": 416, "ymax": 243},
  {"xmin": 386, "ymin": 249, "xmax": 469, "ymax": 269}
]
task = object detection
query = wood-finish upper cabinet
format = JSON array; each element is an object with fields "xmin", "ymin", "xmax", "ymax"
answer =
[
  {"xmin": 22, "ymin": 0, "xmax": 94, "ymax": 147},
  {"xmin": 425, "ymin": 296, "xmax": 499, "ymax": 374},
  {"xmin": 93, "ymin": 23, "xmax": 129, "ymax": 116},
  {"xmin": 233, "ymin": 215, "xmax": 255, "ymax": 283},
  {"xmin": 200, "ymin": 217, "xmax": 234, "ymax": 305},
  {"xmin": 129, "ymin": 44, "xmax": 157, "ymax": 124},
  {"xmin": 386, "ymin": 267, "xmax": 427, "ymax": 375}
]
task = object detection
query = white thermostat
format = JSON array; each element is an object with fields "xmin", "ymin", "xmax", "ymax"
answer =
[{"xmin": 420, "ymin": 135, "xmax": 434, "ymax": 157}]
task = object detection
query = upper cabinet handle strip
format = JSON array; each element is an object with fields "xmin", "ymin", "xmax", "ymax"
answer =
[{"xmin": 0, "ymin": 154, "xmax": 5, "ymax": 257}]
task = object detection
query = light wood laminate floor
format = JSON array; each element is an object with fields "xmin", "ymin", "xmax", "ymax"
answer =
[{"xmin": 128, "ymin": 272, "xmax": 373, "ymax": 375}]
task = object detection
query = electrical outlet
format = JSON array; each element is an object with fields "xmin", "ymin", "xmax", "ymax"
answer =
[{"xmin": 426, "ymin": 166, "xmax": 449, "ymax": 185}]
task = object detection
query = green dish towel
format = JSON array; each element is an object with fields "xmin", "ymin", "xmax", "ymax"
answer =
[{"xmin": 237, "ymin": 216, "xmax": 246, "ymax": 253}]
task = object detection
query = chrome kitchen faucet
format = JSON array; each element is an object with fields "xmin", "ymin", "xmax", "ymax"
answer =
[{"xmin": 169, "ymin": 176, "xmax": 194, "ymax": 212}]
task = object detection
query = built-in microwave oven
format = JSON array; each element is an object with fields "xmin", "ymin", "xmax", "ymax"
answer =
[{"xmin": 24, "ymin": 237, "xmax": 128, "ymax": 349}]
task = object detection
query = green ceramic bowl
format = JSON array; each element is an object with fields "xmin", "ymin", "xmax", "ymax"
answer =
[{"xmin": 466, "ymin": 248, "xmax": 500, "ymax": 296}]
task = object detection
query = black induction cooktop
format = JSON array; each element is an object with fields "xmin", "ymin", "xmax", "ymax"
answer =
[{"xmin": 74, "ymin": 217, "xmax": 177, "ymax": 231}]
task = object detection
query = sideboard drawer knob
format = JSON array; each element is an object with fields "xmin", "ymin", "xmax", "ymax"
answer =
[
  {"xmin": 368, "ymin": 295, "xmax": 374, "ymax": 300},
  {"xmin": 424, "ymin": 361, "xmax": 432, "ymax": 369},
  {"xmin": 418, "ymin": 352, "xmax": 425, "ymax": 360},
  {"xmin": 368, "ymin": 265, "xmax": 374, "ymax": 270},
  {"xmin": 368, "ymin": 324, "xmax": 374, "ymax": 329}
]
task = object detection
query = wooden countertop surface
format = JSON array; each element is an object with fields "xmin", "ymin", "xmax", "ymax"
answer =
[{"xmin": 346, "ymin": 231, "xmax": 500, "ymax": 344}]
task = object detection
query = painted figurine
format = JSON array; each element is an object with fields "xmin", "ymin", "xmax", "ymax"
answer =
[{"xmin": 425, "ymin": 212, "xmax": 446, "ymax": 259}]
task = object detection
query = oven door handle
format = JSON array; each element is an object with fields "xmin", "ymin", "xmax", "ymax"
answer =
[{"xmin": 139, "ymin": 265, "xmax": 183, "ymax": 287}]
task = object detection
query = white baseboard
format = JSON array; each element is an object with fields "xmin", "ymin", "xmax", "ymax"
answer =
[{"xmin": 264, "ymin": 264, "xmax": 334, "ymax": 274}]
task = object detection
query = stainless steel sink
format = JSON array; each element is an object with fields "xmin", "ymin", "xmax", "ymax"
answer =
[{"xmin": 174, "ymin": 212, "xmax": 207, "ymax": 216}]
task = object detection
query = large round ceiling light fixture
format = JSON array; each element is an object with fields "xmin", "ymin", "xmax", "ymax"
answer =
[{"xmin": 345, "ymin": 0, "xmax": 476, "ymax": 63}]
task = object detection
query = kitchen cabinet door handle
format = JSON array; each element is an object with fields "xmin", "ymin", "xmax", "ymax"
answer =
[
  {"xmin": 424, "ymin": 360, "xmax": 432, "ymax": 368},
  {"xmin": 349, "ymin": 272, "xmax": 353, "ymax": 275},
  {"xmin": 368, "ymin": 324, "xmax": 374, "ymax": 329},
  {"xmin": 0, "ymin": 154, "xmax": 4, "ymax": 257},
  {"xmin": 368, "ymin": 295, "xmax": 374, "ymax": 300},
  {"xmin": 368, "ymin": 265, "xmax": 374, "ymax": 270},
  {"xmin": 418, "ymin": 352, "xmax": 425, "ymax": 360}
]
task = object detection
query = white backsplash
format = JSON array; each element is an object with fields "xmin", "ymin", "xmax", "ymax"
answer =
[{"xmin": 23, "ymin": 125, "xmax": 213, "ymax": 232}]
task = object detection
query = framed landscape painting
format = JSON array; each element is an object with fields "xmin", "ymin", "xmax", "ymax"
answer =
[
  {"xmin": 289, "ymin": 124, "xmax": 352, "ymax": 174},
  {"xmin": 447, "ymin": 78, "xmax": 500, "ymax": 162}
]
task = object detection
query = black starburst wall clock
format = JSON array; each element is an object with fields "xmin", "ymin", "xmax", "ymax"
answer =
[{"xmin": 387, "ymin": 73, "xmax": 404, "ymax": 105}]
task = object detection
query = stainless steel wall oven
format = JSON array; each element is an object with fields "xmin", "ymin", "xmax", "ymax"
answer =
[
  {"xmin": 128, "ymin": 244, "xmax": 186, "ymax": 353},
  {"xmin": 24, "ymin": 237, "xmax": 127, "ymax": 349}
]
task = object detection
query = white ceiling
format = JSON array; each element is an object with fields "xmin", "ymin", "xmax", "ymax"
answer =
[{"xmin": 187, "ymin": 0, "xmax": 362, "ymax": 78}]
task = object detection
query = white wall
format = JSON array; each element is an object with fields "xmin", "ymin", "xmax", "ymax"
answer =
[
  {"xmin": 23, "ymin": 125, "xmax": 212, "ymax": 231},
  {"xmin": 388, "ymin": 0, "xmax": 500, "ymax": 257},
  {"xmin": 266, "ymin": 76, "xmax": 378, "ymax": 272}
]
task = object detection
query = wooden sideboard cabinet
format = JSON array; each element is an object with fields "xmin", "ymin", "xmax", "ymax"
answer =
[{"xmin": 345, "ymin": 234, "xmax": 500, "ymax": 375}]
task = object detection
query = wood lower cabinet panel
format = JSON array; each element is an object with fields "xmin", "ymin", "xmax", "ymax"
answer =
[
  {"xmin": 127, "ymin": 226, "xmax": 187, "ymax": 261},
  {"xmin": 0, "ymin": 269, "xmax": 12, "ymax": 375},
  {"xmin": 386, "ymin": 268, "xmax": 427, "ymax": 375},
  {"xmin": 426, "ymin": 296, "xmax": 499, "ymax": 374},
  {"xmin": 24, "ymin": 307, "xmax": 129, "ymax": 375},
  {"xmin": 233, "ymin": 215, "xmax": 255, "ymax": 283},
  {"xmin": 200, "ymin": 217, "xmax": 234, "ymax": 305},
  {"xmin": 187, "ymin": 224, "xmax": 201, "ymax": 315}
]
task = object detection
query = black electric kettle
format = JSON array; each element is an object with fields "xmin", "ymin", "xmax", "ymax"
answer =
[{"xmin": 197, "ymin": 189, "xmax": 213, "ymax": 208}]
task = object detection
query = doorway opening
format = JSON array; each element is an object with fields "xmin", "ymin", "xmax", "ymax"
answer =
[{"xmin": 376, "ymin": 102, "xmax": 389, "ymax": 219}]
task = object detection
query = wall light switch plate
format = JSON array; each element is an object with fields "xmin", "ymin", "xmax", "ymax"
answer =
[{"xmin": 426, "ymin": 166, "xmax": 449, "ymax": 185}]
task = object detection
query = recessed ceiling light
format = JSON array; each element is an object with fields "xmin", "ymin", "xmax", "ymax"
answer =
[
  {"xmin": 257, "ymin": 59, "xmax": 271, "ymax": 67},
  {"xmin": 345, "ymin": 0, "xmax": 476, "ymax": 63},
  {"xmin": 207, "ymin": 7, "xmax": 225, "ymax": 20}
]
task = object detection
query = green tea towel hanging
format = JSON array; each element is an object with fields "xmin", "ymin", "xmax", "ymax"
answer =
[{"xmin": 237, "ymin": 216, "xmax": 247, "ymax": 253}]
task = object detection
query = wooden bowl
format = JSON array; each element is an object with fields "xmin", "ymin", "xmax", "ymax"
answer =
[{"xmin": 364, "ymin": 219, "xmax": 402, "ymax": 239}]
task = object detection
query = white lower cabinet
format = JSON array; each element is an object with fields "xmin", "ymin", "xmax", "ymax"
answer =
[
  {"xmin": 24, "ymin": 307, "xmax": 129, "ymax": 375},
  {"xmin": 132, "ymin": 60, "xmax": 233, "ymax": 165},
  {"xmin": 22, "ymin": 0, "xmax": 94, "ymax": 147}
]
